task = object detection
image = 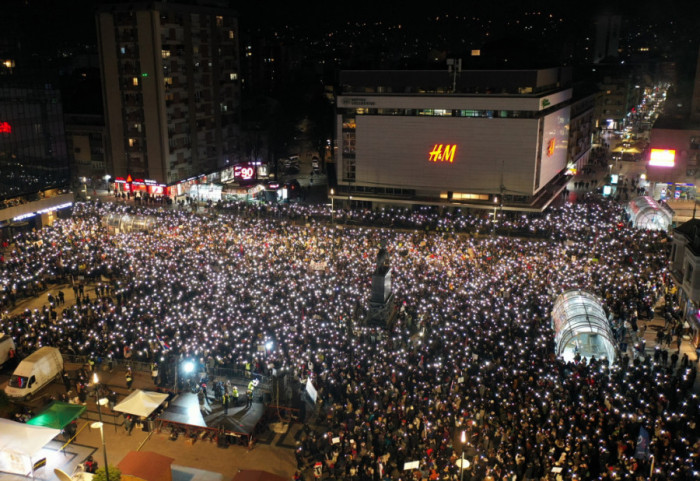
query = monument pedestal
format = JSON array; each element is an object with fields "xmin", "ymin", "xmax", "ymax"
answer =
[{"xmin": 366, "ymin": 266, "xmax": 393, "ymax": 328}]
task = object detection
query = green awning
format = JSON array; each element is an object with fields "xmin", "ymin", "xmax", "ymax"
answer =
[{"xmin": 27, "ymin": 401, "xmax": 86, "ymax": 430}]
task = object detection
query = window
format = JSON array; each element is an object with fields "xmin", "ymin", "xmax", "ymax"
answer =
[
  {"xmin": 162, "ymin": 50, "xmax": 171, "ymax": 58},
  {"xmin": 228, "ymin": 30, "xmax": 234, "ymax": 39},
  {"xmin": 216, "ymin": 15, "xmax": 224, "ymax": 27},
  {"xmin": 132, "ymin": 77, "xmax": 139, "ymax": 87},
  {"xmin": 229, "ymin": 72, "xmax": 238, "ymax": 80},
  {"xmin": 686, "ymin": 263, "xmax": 694, "ymax": 283},
  {"xmin": 128, "ymin": 138, "xmax": 136, "ymax": 147}
]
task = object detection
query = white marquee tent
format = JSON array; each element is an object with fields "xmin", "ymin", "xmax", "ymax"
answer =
[
  {"xmin": 114, "ymin": 389, "xmax": 169, "ymax": 418},
  {"xmin": 0, "ymin": 418, "xmax": 60, "ymax": 476}
]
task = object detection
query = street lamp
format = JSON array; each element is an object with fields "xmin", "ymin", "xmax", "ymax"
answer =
[
  {"xmin": 92, "ymin": 373, "xmax": 110, "ymax": 481},
  {"xmin": 492, "ymin": 196, "xmax": 499, "ymax": 234},
  {"xmin": 458, "ymin": 430, "xmax": 471, "ymax": 481},
  {"xmin": 329, "ymin": 188, "xmax": 335, "ymax": 224}
]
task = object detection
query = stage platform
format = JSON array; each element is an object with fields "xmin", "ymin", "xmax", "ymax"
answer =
[{"xmin": 160, "ymin": 391, "xmax": 264, "ymax": 435}]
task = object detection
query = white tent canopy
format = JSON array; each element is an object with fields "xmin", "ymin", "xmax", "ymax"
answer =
[
  {"xmin": 0, "ymin": 418, "xmax": 60, "ymax": 475},
  {"xmin": 114, "ymin": 389, "xmax": 169, "ymax": 418}
]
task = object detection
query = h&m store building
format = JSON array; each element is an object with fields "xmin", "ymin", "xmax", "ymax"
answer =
[{"xmin": 334, "ymin": 68, "xmax": 574, "ymax": 212}]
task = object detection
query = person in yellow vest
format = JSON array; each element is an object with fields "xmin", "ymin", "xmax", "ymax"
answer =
[
  {"xmin": 245, "ymin": 361, "xmax": 251, "ymax": 378},
  {"xmin": 125, "ymin": 368, "xmax": 133, "ymax": 390},
  {"xmin": 246, "ymin": 380, "xmax": 254, "ymax": 408},
  {"xmin": 232, "ymin": 386, "xmax": 239, "ymax": 406},
  {"xmin": 222, "ymin": 392, "xmax": 230, "ymax": 415}
]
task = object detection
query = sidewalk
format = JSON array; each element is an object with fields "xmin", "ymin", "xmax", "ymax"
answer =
[{"xmin": 621, "ymin": 297, "xmax": 700, "ymax": 392}]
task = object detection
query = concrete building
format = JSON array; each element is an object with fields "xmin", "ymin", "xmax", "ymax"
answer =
[
  {"xmin": 567, "ymin": 89, "xmax": 596, "ymax": 171},
  {"xmin": 0, "ymin": 83, "xmax": 73, "ymax": 237},
  {"xmin": 593, "ymin": 15, "xmax": 621, "ymax": 64},
  {"xmin": 96, "ymin": 2, "xmax": 241, "ymax": 188},
  {"xmin": 594, "ymin": 73, "xmax": 637, "ymax": 131},
  {"xmin": 669, "ymin": 219, "xmax": 700, "ymax": 351},
  {"xmin": 64, "ymin": 114, "xmax": 109, "ymax": 188},
  {"xmin": 334, "ymin": 68, "xmax": 573, "ymax": 211}
]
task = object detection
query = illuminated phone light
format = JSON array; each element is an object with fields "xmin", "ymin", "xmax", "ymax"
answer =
[{"xmin": 649, "ymin": 148, "xmax": 675, "ymax": 167}]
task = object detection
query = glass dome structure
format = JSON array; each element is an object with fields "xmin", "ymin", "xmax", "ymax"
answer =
[
  {"xmin": 102, "ymin": 213, "xmax": 156, "ymax": 233},
  {"xmin": 626, "ymin": 196, "xmax": 673, "ymax": 231},
  {"xmin": 551, "ymin": 290, "xmax": 617, "ymax": 363}
]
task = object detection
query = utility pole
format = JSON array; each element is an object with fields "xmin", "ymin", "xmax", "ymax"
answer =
[{"xmin": 447, "ymin": 58, "xmax": 462, "ymax": 93}]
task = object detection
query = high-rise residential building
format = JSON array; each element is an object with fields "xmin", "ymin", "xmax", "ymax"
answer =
[
  {"xmin": 593, "ymin": 15, "xmax": 621, "ymax": 64},
  {"xmin": 96, "ymin": 2, "xmax": 241, "ymax": 188}
]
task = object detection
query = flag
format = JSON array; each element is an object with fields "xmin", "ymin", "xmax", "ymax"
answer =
[
  {"xmin": 635, "ymin": 426, "xmax": 650, "ymax": 459},
  {"xmin": 156, "ymin": 334, "xmax": 171, "ymax": 351}
]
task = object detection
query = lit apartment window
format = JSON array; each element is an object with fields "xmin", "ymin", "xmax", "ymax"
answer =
[
  {"xmin": 162, "ymin": 50, "xmax": 171, "ymax": 58},
  {"xmin": 228, "ymin": 30, "xmax": 234, "ymax": 39},
  {"xmin": 128, "ymin": 138, "xmax": 136, "ymax": 147},
  {"xmin": 132, "ymin": 77, "xmax": 139, "ymax": 86},
  {"xmin": 229, "ymin": 72, "xmax": 238, "ymax": 80},
  {"xmin": 164, "ymin": 77, "xmax": 173, "ymax": 86},
  {"xmin": 216, "ymin": 16, "xmax": 223, "ymax": 27}
]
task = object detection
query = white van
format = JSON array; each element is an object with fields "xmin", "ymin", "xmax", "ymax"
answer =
[
  {"xmin": 0, "ymin": 334, "xmax": 16, "ymax": 366},
  {"xmin": 5, "ymin": 346, "xmax": 63, "ymax": 400}
]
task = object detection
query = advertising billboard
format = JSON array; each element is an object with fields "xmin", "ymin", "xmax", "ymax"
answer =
[
  {"xmin": 353, "ymin": 116, "xmax": 547, "ymax": 195},
  {"xmin": 537, "ymin": 107, "xmax": 570, "ymax": 190},
  {"xmin": 648, "ymin": 148, "xmax": 675, "ymax": 167}
]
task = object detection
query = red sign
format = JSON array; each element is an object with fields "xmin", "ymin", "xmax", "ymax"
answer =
[
  {"xmin": 546, "ymin": 139, "xmax": 556, "ymax": 157},
  {"xmin": 0, "ymin": 122, "xmax": 11, "ymax": 134},
  {"xmin": 428, "ymin": 144, "xmax": 456, "ymax": 163},
  {"xmin": 234, "ymin": 164, "xmax": 256, "ymax": 180}
]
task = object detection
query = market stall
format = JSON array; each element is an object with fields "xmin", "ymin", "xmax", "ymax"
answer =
[
  {"xmin": 0, "ymin": 418, "xmax": 60, "ymax": 477},
  {"xmin": 27, "ymin": 401, "xmax": 86, "ymax": 430},
  {"xmin": 113, "ymin": 389, "xmax": 169, "ymax": 418}
]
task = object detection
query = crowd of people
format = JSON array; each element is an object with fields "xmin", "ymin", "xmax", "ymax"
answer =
[{"xmin": 0, "ymin": 195, "xmax": 698, "ymax": 480}]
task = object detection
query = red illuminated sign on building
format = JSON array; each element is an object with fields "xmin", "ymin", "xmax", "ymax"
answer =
[
  {"xmin": 234, "ymin": 164, "xmax": 256, "ymax": 180},
  {"xmin": 0, "ymin": 122, "xmax": 11, "ymax": 134},
  {"xmin": 428, "ymin": 144, "xmax": 457, "ymax": 163}
]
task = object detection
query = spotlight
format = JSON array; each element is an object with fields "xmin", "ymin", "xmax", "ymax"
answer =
[{"xmin": 183, "ymin": 361, "xmax": 195, "ymax": 373}]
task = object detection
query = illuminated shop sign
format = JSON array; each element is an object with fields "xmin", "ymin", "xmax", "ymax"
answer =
[
  {"xmin": 114, "ymin": 177, "xmax": 126, "ymax": 184},
  {"xmin": 234, "ymin": 164, "xmax": 256, "ymax": 180},
  {"xmin": 648, "ymin": 148, "xmax": 675, "ymax": 167},
  {"xmin": 428, "ymin": 144, "xmax": 457, "ymax": 163},
  {"xmin": 0, "ymin": 122, "xmax": 11, "ymax": 134},
  {"xmin": 12, "ymin": 202, "xmax": 73, "ymax": 222},
  {"xmin": 547, "ymin": 139, "xmax": 556, "ymax": 157}
]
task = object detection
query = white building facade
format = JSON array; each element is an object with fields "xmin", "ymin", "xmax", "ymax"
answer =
[{"xmin": 335, "ymin": 68, "xmax": 572, "ymax": 211}]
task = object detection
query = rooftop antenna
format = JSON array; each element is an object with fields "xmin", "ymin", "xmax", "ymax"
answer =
[{"xmin": 447, "ymin": 58, "xmax": 462, "ymax": 93}]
